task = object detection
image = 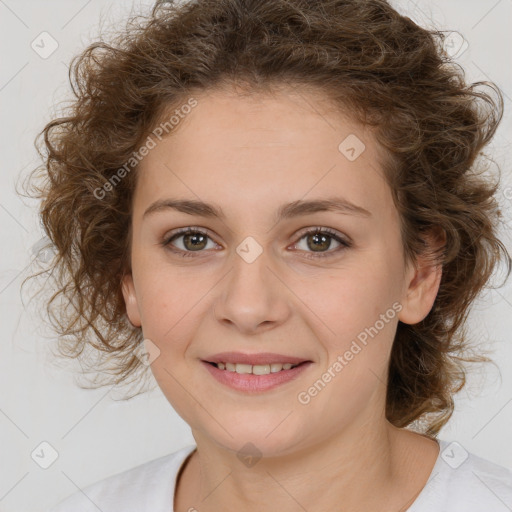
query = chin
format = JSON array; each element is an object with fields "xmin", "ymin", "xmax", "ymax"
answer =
[{"xmin": 197, "ymin": 421, "xmax": 309, "ymax": 460}]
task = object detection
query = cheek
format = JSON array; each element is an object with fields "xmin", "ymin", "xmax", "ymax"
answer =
[
  {"xmin": 295, "ymin": 261, "xmax": 400, "ymax": 353},
  {"xmin": 134, "ymin": 267, "xmax": 199, "ymax": 343},
  {"xmin": 136, "ymin": 271, "xmax": 207, "ymax": 420},
  {"xmin": 294, "ymin": 264, "xmax": 400, "ymax": 425}
]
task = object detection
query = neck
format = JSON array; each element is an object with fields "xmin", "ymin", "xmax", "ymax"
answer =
[{"xmin": 175, "ymin": 417, "xmax": 438, "ymax": 512}]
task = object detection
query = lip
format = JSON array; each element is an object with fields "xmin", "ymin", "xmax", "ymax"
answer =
[
  {"xmin": 202, "ymin": 352, "xmax": 311, "ymax": 366},
  {"xmin": 201, "ymin": 360, "xmax": 313, "ymax": 392}
]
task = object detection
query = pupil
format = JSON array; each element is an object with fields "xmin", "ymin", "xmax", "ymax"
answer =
[
  {"xmin": 308, "ymin": 232, "xmax": 330, "ymax": 252},
  {"xmin": 185, "ymin": 233, "xmax": 206, "ymax": 251}
]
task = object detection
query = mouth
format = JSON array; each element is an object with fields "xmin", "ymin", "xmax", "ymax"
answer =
[
  {"xmin": 200, "ymin": 353, "xmax": 313, "ymax": 392},
  {"xmin": 203, "ymin": 360, "xmax": 307, "ymax": 375}
]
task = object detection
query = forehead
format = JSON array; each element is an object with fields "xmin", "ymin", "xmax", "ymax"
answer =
[{"xmin": 135, "ymin": 87, "xmax": 394, "ymax": 224}]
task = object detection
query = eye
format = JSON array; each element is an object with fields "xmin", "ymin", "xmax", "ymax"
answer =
[
  {"xmin": 162, "ymin": 227, "xmax": 219, "ymax": 257},
  {"xmin": 161, "ymin": 226, "xmax": 351, "ymax": 259},
  {"xmin": 292, "ymin": 227, "xmax": 351, "ymax": 259}
]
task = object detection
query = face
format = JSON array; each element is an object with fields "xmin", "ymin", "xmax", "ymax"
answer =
[{"xmin": 122, "ymin": 86, "xmax": 441, "ymax": 457}]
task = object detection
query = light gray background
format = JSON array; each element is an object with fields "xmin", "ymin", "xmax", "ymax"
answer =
[{"xmin": 0, "ymin": 1, "xmax": 511, "ymax": 511}]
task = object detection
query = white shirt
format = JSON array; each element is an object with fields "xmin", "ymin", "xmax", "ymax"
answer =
[{"xmin": 48, "ymin": 439, "xmax": 512, "ymax": 511}]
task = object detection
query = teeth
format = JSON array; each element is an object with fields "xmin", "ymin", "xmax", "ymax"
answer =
[{"xmin": 215, "ymin": 362, "xmax": 299, "ymax": 374}]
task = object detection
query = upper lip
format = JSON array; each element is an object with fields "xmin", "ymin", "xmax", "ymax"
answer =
[{"xmin": 203, "ymin": 352, "xmax": 311, "ymax": 366}]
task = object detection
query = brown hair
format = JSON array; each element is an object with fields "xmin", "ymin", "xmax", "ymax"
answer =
[{"xmin": 22, "ymin": 0, "xmax": 511, "ymax": 436}]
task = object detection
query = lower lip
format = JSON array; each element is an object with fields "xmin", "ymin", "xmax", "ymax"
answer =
[{"xmin": 201, "ymin": 361, "xmax": 313, "ymax": 392}]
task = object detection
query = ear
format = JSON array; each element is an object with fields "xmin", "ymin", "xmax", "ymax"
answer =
[
  {"xmin": 121, "ymin": 273, "xmax": 142, "ymax": 328},
  {"xmin": 398, "ymin": 227, "xmax": 446, "ymax": 325}
]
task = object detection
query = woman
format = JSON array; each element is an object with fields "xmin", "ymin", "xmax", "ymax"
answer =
[{"xmin": 28, "ymin": 0, "xmax": 512, "ymax": 510}]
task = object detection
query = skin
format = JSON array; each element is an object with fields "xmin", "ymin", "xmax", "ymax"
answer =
[{"xmin": 122, "ymin": 85, "xmax": 443, "ymax": 512}]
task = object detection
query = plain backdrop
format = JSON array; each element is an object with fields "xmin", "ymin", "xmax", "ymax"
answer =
[{"xmin": 0, "ymin": 1, "xmax": 511, "ymax": 511}]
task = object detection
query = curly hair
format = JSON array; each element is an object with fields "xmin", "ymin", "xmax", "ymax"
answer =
[{"xmin": 22, "ymin": 0, "xmax": 511, "ymax": 436}]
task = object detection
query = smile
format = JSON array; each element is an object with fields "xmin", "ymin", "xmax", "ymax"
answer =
[
  {"xmin": 201, "ymin": 360, "xmax": 312, "ymax": 392},
  {"xmin": 209, "ymin": 362, "xmax": 300, "ymax": 374}
]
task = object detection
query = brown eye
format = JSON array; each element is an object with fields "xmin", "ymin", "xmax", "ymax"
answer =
[
  {"xmin": 306, "ymin": 232, "xmax": 332, "ymax": 252},
  {"xmin": 163, "ymin": 228, "xmax": 218, "ymax": 257},
  {"xmin": 293, "ymin": 227, "xmax": 351, "ymax": 259},
  {"xmin": 179, "ymin": 231, "xmax": 208, "ymax": 251}
]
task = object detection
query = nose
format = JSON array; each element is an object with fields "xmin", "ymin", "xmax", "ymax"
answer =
[{"xmin": 212, "ymin": 244, "xmax": 291, "ymax": 335}]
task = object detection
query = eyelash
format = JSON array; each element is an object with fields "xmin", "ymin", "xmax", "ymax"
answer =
[{"xmin": 161, "ymin": 226, "xmax": 352, "ymax": 260}]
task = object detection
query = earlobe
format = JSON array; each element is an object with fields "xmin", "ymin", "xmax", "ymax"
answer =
[
  {"xmin": 398, "ymin": 228, "xmax": 445, "ymax": 325},
  {"xmin": 121, "ymin": 273, "xmax": 142, "ymax": 328}
]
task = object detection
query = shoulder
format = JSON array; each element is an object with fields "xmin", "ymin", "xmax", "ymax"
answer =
[
  {"xmin": 447, "ymin": 447, "xmax": 512, "ymax": 507},
  {"xmin": 411, "ymin": 439, "xmax": 512, "ymax": 511},
  {"xmin": 47, "ymin": 444, "xmax": 196, "ymax": 512}
]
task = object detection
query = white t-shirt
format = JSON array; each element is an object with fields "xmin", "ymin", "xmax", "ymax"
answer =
[{"xmin": 48, "ymin": 438, "xmax": 512, "ymax": 511}]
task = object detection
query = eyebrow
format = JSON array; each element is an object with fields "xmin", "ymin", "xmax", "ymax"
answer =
[{"xmin": 143, "ymin": 196, "xmax": 372, "ymax": 222}]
